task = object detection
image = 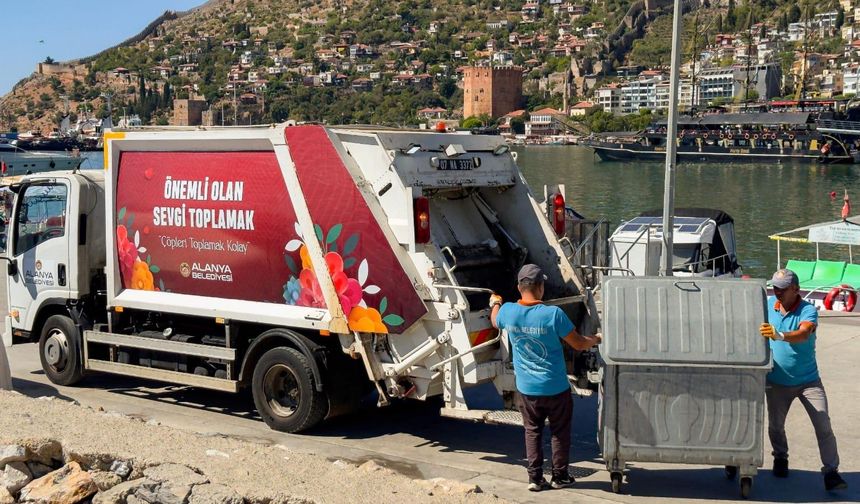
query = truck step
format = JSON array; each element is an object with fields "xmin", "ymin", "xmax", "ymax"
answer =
[
  {"xmin": 86, "ymin": 359, "xmax": 238, "ymax": 393},
  {"xmin": 439, "ymin": 407, "xmax": 523, "ymax": 426}
]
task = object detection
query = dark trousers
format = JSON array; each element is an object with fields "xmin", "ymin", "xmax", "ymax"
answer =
[{"xmin": 517, "ymin": 390, "xmax": 573, "ymax": 482}]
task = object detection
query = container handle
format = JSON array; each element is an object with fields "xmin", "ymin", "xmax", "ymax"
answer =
[{"xmin": 673, "ymin": 280, "xmax": 701, "ymax": 292}]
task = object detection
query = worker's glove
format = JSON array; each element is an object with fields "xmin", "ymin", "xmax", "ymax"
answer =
[
  {"xmin": 593, "ymin": 332, "xmax": 603, "ymax": 345},
  {"xmin": 759, "ymin": 323, "xmax": 785, "ymax": 341},
  {"xmin": 489, "ymin": 293, "xmax": 503, "ymax": 309}
]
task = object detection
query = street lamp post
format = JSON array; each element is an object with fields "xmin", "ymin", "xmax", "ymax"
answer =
[{"xmin": 660, "ymin": 0, "xmax": 684, "ymax": 277}]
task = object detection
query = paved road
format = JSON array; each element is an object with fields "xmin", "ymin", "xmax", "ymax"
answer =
[{"xmin": 2, "ymin": 282, "xmax": 859, "ymax": 503}]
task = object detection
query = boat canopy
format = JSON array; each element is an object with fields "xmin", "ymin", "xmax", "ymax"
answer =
[
  {"xmin": 769, "ymin": 216, "xmax": 860, "ymax": 245},
  {"xmin": 657, "ymin": 112, "xmax": 812, "ymax": 127},
  {"xmin": 639, "ymin": 207, "xmax": 734, "ymax": 226},
  {"xmin": 639, "ymin": 208, "xmax": 738, "ymax": 271}
]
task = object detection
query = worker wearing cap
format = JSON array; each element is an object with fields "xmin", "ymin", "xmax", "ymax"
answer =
[
  {"xmin": 760, "ymin": 268, "xmax": 847, "ymax": 491},
  {"xmin": 490, "ymin": 264, "xmax": 601, "ymax": 492}
]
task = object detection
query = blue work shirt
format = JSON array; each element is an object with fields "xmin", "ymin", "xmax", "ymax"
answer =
[
  {"xmin": 766, "ymin": 296, "xmax": 819, "ymax": 386},
  {"xmin": 496, "ymin": 301, "xmax": 574, "ymax": 396}
]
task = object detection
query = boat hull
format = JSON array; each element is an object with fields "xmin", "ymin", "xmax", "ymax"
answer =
[
  {"xmin": 0, "ymin": 151, "xmax": 85, "ymax": 176},
  {"xmin": 587, "ymin": 143, "xmax": 851, "ymax": 164}
]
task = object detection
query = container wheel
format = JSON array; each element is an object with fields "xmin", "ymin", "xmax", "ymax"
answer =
[
  {"xmin": 740, "ymin": 477, "xmax": 752, "ymax": 499},
  {"xmin": 251, "ymin": 347, "xmax": 328, "ymax": 433},
  {"xmin": 39, "ymin": 314, "xmax": 83, "ymax": 386},
  {"xmin": 610, "ymin": 471, "xmax": 623, "ymax": 494},
  {"xmin": 725, "ymin": 465, "xmax": 738, "ymax": 480}
]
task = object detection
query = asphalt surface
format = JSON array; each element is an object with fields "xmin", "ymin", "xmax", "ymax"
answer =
[{"xmin": 2, "ymin": 274, "xmax": 859, "ymax": 503}]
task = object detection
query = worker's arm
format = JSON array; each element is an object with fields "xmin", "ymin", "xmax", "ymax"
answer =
[
  {"xmin": 760, "ymin": 321, "xmax": 815, "ymax": 344},
  {"xmin": 489, "ymin": 294, "xmax": 503, "ymax": 328},
  {"xmin": 562, "ymin": 328, "xmax": 602, "ymax": 351}
]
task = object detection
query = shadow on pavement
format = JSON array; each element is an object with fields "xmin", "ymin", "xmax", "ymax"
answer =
[
  {"xmin": 11, "ymin": 377, "xmax": 78, "ymax": 403},
  {"xmin": 311, "ymin": 382, "xmax": 603, "ymax": 471},
  {"xmin": 597, "ymin": 465, "xmax": 860, "ymax": 502}
]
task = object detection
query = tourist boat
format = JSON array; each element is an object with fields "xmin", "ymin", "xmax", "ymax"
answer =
[
  {"xmin": 606, "ymin": 208, "xmax": 742, "ymax": 278},
  {"xmin": 768, "ymin": 204, "xmax": 860, "ymax": 312},
  {"xmin": 581, "ymin": 111, "xmax": 860, "ymax": 164},
  {"xmin": 0, "ymin": 144, "xmax": 84, "ymax": 176}
]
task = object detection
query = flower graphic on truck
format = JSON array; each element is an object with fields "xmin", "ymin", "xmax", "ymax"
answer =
[
  {"xmin": 116, "ymin": 207, "xmax": 164, "ymax": 291},
  {"xmin": 283, "ymin": 222, "xmax": 404, "ymax": 333}
]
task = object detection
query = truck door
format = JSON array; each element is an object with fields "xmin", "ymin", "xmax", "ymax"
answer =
[{"xmin": 6, "ymin": 182, "xmax": 71, "ymax": 332}]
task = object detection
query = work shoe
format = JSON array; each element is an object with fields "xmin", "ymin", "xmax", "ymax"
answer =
[
  {"xmin": 550, "ymin": 473, "xmax": 576, "ymax": 489},
  {"xmin": 824, "ymin": 471, "xmax": 848, "ymax": 491},
  {"xmin": 527, "ymin": 478, "xmax": 551, "ymax": 492},
  {"xmin": 773, "ymin": 457, "xmax": 789, "ymax": 478}
]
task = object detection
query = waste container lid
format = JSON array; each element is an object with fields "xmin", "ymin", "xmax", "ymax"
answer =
[{"xmin": 601, "ymin": 277, "xmax": 770, "ymax": 368}]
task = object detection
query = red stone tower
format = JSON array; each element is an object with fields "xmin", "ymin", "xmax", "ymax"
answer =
[{"xmin": 463, "ymin": 66, "xmax": 523, "ymax": 118}]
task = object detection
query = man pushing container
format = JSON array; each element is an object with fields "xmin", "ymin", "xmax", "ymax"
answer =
[
  {"xmin": 490, "ymin": 264, "xmax": 601, "ymax": 492},
  {"xmin": 760, "ymin": 268, "xmax": 847, "ymax": 492}
]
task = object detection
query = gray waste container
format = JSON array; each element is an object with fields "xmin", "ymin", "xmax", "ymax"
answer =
[{"xmin": 600, "ymin": 277, "xmax": 771, "ymax": 498}]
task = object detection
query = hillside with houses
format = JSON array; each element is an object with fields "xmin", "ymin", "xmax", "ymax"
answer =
[{"xmin": 0, "ymin": 0, "xmax": 858, "ymax": 137}]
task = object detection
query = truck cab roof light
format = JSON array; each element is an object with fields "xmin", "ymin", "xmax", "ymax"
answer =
[
  {"xmin": 403, "ymin": 143, "xmax": 422, "ymax": 155},
  {"xmin": 444, "ymin": 144, "xmax": 466, "ymax": 157},
  {"xmin": 493, "ymin": 144, "xmax": 510, "ymax": 155}
]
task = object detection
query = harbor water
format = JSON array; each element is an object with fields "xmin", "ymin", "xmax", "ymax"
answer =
[
  {"xmin": 515, "ymin": 145, "xmax": 860, "ymax": 279},
  {"xmin": 77, "ymin": 147, "xmax": 860, "ymax": 279}
]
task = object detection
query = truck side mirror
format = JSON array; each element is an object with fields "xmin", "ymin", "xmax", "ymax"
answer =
[{"xmin": 6, "ymin": 259, "xmax": 16, "ymax": 277}]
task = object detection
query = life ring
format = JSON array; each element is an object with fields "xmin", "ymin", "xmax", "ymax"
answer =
[
  {"xmin": 719, "ymin": 132, "xmax": 725, "ymax": 139},
  {"xmin": 703, "ymin": 132, "xmax": 709, "ymax": 138},
  {"xmin": 744, "ymin": 133, "xmax": 750, "ymax": 139},
  {"xmin": 727, "ymin": 133, "xmax": 733, "ymax": 139},
  {"xmin": 771, "ymin": 133, "xmax": 777, "ymax": 140},
  {"xmin": 788, "ymin": 134, "xmax": 795, "ymax": 140},
  {"xmin": 753, "ymin": 133, "xmax": 759, "ymax": 139},
  {"xmin": 823, "ymin": 284, "xmax": 857, "ymax": 312}
]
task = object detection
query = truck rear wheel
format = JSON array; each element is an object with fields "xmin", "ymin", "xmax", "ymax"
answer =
[
  {"xmin": 252, "ymin": 347, "xmax": 327, "ymax": 433},
  {"xmin": 39, "ymin": 314, "xmax": 83, "ymax": 386}
]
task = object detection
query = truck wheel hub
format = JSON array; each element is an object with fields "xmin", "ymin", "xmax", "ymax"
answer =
[
  {"xmin": 263, "ymin": 364, "xmax": 300, "ymax": 418},
  {"xmin": 44, "ymin": 329, "xmax": 69, "ymax": 368}
]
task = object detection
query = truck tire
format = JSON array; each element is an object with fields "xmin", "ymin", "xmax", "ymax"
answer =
[
  {"xmin": 39, "ymin": 314, "xmax": 84, "ymax": 386},
  {"xmin": 252, "ymin": 347, "xmax": 327, "ymax": 433}
]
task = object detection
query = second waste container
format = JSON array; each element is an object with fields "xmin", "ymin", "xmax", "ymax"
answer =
[{"xmin": 600, "ymin": 276, "xmax": 771, "ymax": 498}]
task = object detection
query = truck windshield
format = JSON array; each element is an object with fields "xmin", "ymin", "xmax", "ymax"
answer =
[{"xmin": 14, "ymin": 184, "xmax": 67, "ymax": 256}]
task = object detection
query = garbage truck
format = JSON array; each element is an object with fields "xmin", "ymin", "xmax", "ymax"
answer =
[{"xmin": 2, "ymin": 124, "xmax": 600, "ymax": 432}]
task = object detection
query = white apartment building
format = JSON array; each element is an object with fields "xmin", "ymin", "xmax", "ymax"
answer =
[
  {"xmin": 597, "ymin": 84, "xmax": 621, "ymax": 114},
  {"xmin": 788, "ymin": 23, "xmax": 808, "ymax": 42},
  {"xmin": 843, "ymin": 65, "xmax": 860, "ymax": 96},
  {"xmin": 620, "ymin": 78, "xmax": 658, "ymax": 114}
]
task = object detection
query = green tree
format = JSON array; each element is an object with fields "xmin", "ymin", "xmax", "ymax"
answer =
[
  {"xmin": 726, "ymin": 0, "xmax": 736, "ymax": 31},
  {"xmin": 836, "ymin": 7, "xmax": 845, "ymax": 30},
  {"xmin": 789, "ymin": 4, "xmax": 801, "ymax": 23},
  {"xmin": 778, "ymin": 13, "xmax": 788, "ymax": 32},
  {"xmin": 43, "ymin": 56, "xmax": 55, "ymax": 64},
  {"xmin": 510, "ymin": 116, "xmax": 525, "ymax": 134},
  {"xmin": 461, "ymin": 116, "xmax": 483, "ymax": 128}
]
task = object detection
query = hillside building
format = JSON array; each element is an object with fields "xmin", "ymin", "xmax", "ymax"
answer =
[
  {"xmin": 173, "ymin": 99, "xmax": 208, "ymax": 126},
  {"xmin": 463, "ymin": 66, "xmax": 523, "ymax": 119}
]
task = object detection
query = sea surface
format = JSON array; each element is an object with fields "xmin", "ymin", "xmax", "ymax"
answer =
[
  {"xmin": 77, "ymin": 146, "xmax": 860, "ymax": 279},
  {"xmin": 515, "ymin": 145, "xmax": 860, "ymax": 278}
]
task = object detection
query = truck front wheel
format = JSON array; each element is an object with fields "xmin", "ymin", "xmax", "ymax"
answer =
[
  {"xmin": 39, "ymin": 314, "xmax": 83, "ymax": 386},
  {"xmin": 252, "ymin": 347, "xmax": 327, "ymax": 433}
]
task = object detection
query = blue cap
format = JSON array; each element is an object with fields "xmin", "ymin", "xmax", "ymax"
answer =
[{"xmin": 771, "ymin": 269, "xmax": 799, "ymax": 289}]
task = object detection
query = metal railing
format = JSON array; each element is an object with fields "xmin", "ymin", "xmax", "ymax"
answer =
[{"xmin": 563, "ymin": 218, "xmax": 611, "ymax": 289}]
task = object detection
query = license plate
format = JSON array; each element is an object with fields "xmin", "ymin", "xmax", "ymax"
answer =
[{"xmin": 438, "ymin": 158, "xmax": 474, "ymax": 171}]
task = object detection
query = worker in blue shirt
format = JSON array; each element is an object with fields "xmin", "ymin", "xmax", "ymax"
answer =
[
  {"xmin": 760, "ymin": 268, "xmax": 847, "ymax": 491},
  {"xmin": 490, "ymin": 264, "xmax": 600, "ymax": 492}
]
